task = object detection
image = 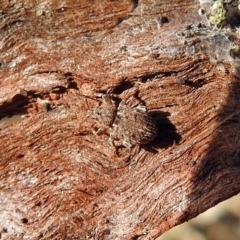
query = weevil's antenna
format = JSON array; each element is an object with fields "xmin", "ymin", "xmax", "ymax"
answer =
[
  {"xmin": 85, "ymin": 96, "xmax": 90, "ymax": 111},
  {"xmin": 79, "ymin": 115, "xmax": 89, "ymax": 127},
  {"xmin": 78, "ymin": 97, "xmax": 91, "ymax": 127},
  {"xmin": 79, "ymin": 95, "xmax": 101, "ymax": 127}
]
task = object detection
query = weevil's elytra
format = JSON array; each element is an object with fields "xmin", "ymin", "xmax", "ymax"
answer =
[{"xmin": 88, "ymin": 93, "xmax": 157, "ymax": 148}]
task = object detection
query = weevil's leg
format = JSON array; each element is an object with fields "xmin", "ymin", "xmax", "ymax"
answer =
[
  {"xmin": 108, "ymin": 130, "xmax": 116, "ymax": 148},
  {"xmin": 90, "ymin": 123, "xmax": 105, "ymax": 136},
  {"xmin": 135, "ymin": 104, "xmax": 147, "ymax": 112},
  {"xmin": 93, "ymin": 92, "xmax": 104, "ymax": 98},
  {"xmin": 122, "ymin": 140, "xmax": 133, "ymax": 149},
  {"xmin": 94, "ymin": 128, "xmax": 104, "ymax": 135}
]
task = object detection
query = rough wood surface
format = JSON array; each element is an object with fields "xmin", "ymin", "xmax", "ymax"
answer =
[{"xmin": 1, "ymin": 1, "xmax": 240, "ymax": 239}]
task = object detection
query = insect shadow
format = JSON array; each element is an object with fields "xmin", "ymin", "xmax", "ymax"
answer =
[{"xmin": 145, "ymin": 111, "xmax": 181, "ymax": 152}]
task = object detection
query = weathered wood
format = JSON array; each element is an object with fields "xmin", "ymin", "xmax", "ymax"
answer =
[{"xmin": 1, "ymin": 0, "xmax": 240, "ymax": 239}]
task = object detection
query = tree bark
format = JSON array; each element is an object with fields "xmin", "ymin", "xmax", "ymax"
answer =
[{"xmin": 1, "ymin": 0, "xmax": 240, "ymax": 239}]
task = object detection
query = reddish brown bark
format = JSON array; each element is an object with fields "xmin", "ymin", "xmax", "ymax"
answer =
[{"xmin": 1, "ymin": 0, "xmax": 240, "ymax": 239}]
